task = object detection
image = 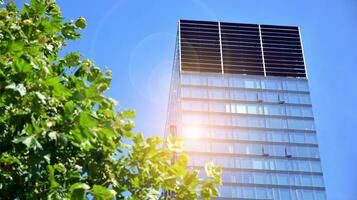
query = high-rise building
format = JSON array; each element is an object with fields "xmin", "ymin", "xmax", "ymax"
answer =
[{"xmin": 165, "ymin": 19, "xmax": 326, "ymax": 200}]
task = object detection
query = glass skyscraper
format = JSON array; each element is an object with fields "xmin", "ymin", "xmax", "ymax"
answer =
[{"xmin": 165, "ymin": 19, "xmax": 326, "ymax": 200}]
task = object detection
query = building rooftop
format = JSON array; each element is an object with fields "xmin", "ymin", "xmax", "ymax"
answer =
[{"xmin": 179, "ymin": 19, "xmax": 307, "ymax": 78}]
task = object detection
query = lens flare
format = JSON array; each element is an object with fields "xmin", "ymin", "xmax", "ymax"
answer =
[{"xmin": 183, "ymin": 125, "xmax": 203, "ymax": 138}]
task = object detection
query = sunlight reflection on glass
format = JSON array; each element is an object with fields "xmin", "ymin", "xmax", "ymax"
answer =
[{"xmin": 183, "ymin": 125, "xmax": 203, "ymax": 139}]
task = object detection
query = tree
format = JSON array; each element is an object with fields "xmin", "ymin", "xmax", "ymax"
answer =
[{"xmin": 0, "ymin": 0, "xmax": 221, "ymax": 199}]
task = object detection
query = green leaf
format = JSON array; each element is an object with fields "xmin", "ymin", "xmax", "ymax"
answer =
[
  {"xmin": 45, "ymin": 77, "xmax": 71, "ymax": 97},
  {"xmin": 30, "ymin": 0, "xmax": 46, "ymax": 15},
  {"xmin": 64, "ymin": 52, "xmax": 81, "ymax": 67},
  {"xmin": 35, "ymin": 92, "xmax": 46, "ymax": 104},
  {"xmin": 167, "ymin": 135, "xmax": 183, "ymax": 153},
  {"xmin": 48, "ymin": 131, "xmax": 58, "ymax": 141},
  {"xmin": 9, "ymin": 41, "xmax": 24, "ymax": 57},
  {"xmin": 178, "ymin": 153, "xmax": 189, "ymax": 166},
  {"xmin": 79, "ymin": 112, "xmax": 98, "ymax": 129},
  {"xmin": 119, "ymin": 110, "xmax": 136, "ymax": 119},
  {"xmin": 92, "ymin": 185, "xmax": 116, "ymax": 200},
  {"xmin": 15, "ymin": 58, "xmax": 32, "ymax": 72},
  {"xmin": 0, "ymin": 153, "xmax": 20, "ymax": 165},
  {"xmin": 5, "ymin": 83, "xmax": 26, "ymax": 96},
  {"xmin": 75, "ymin": 16, "xmax": 86, "ymax": 29},
  {"xmin": 61, "ymin": 22, "xmax": 80, "ymax": 40},
  {"xmin": 183, "ymin": 170, "xmax": 200, "ymax": 187},
  {"xmin": 13, "ymin": 135, "xmax": 43, "ymax": 150},
  {"xmin": 205, "ymin": 162, "xmax": 222, "ymax": 182},
  {"xmin": 69, "ymin": 182, "xmax": 90, "ymax": 200}
]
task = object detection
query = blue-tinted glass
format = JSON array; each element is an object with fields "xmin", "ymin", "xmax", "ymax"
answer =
[
  {"xmin": 311, "ymin": 161, "xmax": 322, "ymax": 172},
  {"xmin": 303, "ymin": 190, "xmax": 314, "ymax": 200},
  {"xmin": 315, "ymin": 191, "xmax": 327, "ymax": 200},
  {"xmin": 280, "ymin": 189, "xmax": 291, "ymax": 199},
  {"xmin": 243, "ymin": 187, "xmax": 255, "ymax": 199},
  {"xmin": 299, "ymin": 161, "xmax": 310, "ymax": 172},
  {"xmin": 253, "ymin": 160, "xmax": 264, "ymax": 169},
  {"xmin": 301, "ymin": 175, "xmax": 313, "ymax": 186},
  {"xmin": 313, "ymin": 176, "xmax": 324, "ymax": 187},
  {"xmin": 277, "ymin": 174, "xmax": 289, "ymax": 185},
  {"xmin": 256, "ymin": 188, "xmax": 267, "ymax": 199}
]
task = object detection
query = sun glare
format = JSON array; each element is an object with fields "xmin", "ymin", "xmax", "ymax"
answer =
[{"xmin": 183, "ymin": 125, "xmax": 203, "ymax": 138}]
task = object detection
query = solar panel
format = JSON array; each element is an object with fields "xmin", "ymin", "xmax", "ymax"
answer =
[{"xmin": 179, "ymin": 19, "xmax": 307, "ymax": 78}]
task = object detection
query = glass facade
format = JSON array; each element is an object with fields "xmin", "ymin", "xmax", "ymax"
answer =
[{"xmin": 165, "ymin": 20, "xmax": 326, "ymax": 199}]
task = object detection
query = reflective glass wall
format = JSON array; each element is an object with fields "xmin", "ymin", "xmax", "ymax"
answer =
[{"xmin": 178, "ymin": 72, "xmax": 326, "ymax": 200}]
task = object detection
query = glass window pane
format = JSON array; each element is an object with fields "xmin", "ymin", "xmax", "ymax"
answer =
[
  {"xmin": 313, "ymin": 176, "xmax": 325, "ymax": 187},
  {"xmin": 311, "ymin": 161, "xmax": 322, "ymax": 172},
  {"xmin": 236, "ymin": 104, "xmax": 246, "ymax": 113},
  {"xmin": 277, "ymin": 174, "xmax": 289, "ymax": 185},
  {"xmin": 301, "ymin": 175, "xmax": 313, "ymax": 186},
  {"xmin": 315, "ymin": 191, "xmax": 327, "ymax": 200},
  {"xmin": 244, "ymin": 79, "xmax": 255, "ymax": 88},
  {"xmin": 303, "ymin": 190, "xmax": 314, "ymax": 200}
]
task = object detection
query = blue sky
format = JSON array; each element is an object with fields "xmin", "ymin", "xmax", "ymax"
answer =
[{"xmin": 16, "ymin": 0, "xmax": 357, "ymax": 199}]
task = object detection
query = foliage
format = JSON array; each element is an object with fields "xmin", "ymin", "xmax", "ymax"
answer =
[{"xmin": 0, "ymin": 0, "xmax": 222, "ymax": 199}]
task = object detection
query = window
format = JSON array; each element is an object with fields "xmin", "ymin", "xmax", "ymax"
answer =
[
  {"xmin": 311, "ymin": 161, "xmax": 322, "ymax": 172},
  {"xmin": 315, "ymin": 191, "xmax": 327, "ymax": 200},
  {"xmin": 302, "ymin": 107, "xmax": 313, "ymax": 117},
  {"xmin": 288, "ymin": 119, "xmax": 314, "ymax": 130},
  {"xmin": 248, "ymin": 117, "xmax": 265, "ymax": 128},
  {"xmin": 241, "ymin": 159, "xmax": 252, "ymax": 168},
  {"xmin": 313, "ymin": 176, "xmax": 324, "ymax": 187},
  {"xmin": 231, "ymin": 90, "xmax": 245, "ymax": 100},
  {"xmin": 245, "ymin": 91, "xmax": 258, "ymax": 101},
  {"xmin": 182, "ymin": 101, "xmax": 208, "ymax": 111},
  {"xmin": 256, "ymin": 188, "xmax": 267, "ymax": 199},
  {"xmin": 219, "ymin": 186, "xmax": 234, "ymax": 198},
  {"xmin": 191, "ymin": 88, "xmax": 207, "ymax": 98},
  {"xmin": 212, "ymin": 143, "xmax": 230, "ymax": 153},
  {"xmin": 265, "ymin": 80, "xmax": 282, "ymax": 90},
  {"xmin": 290, "ymin": 133, "xmax": 305, "ymax": 143},
  {"xmin": 305, "ymin": 134, "xmax": 317, "ymax": 144},
  {"xmin": 242, "ymin": 173, "xmax": 253, "ymax": 184},
  {"xmin": 242, "ymin": 187, "xmax": 255, "ymax": 199},
  {"xmin": 209, "ymin": 88, "xmax": 226, "ymax": 99},
  {"xmin": 236, "ymin": 104, "xmax": 247, "ymax": 113},
  {"xmin": 300, "ymin": 94, "xmax": 311, "ymax": 104},
  {"xmin": 214, "ymin": 157, "xmax": 234, "ymax": 168},
  {"xmin": 264, "ymin": 105, "xmax": 284, "ymax": 116},
  {"xmin": 298, "ymin": 161, "xmax": 310, "ymax": 172},
  {"xmin": 253, "ymin": 160, "xmax": 264, "ymax": 169},
  {"xmin": 297, "ymin": 81, "xmax": 309, "ymax": 91},
  {"xmin": 286, "ymin": 81, "xmax": 298, "ymax": 91},
  {"xmin": 288, "ymin": 106, "xmax": 302, "ymax": 117},
  {"xmin": 267, "ymin": 118, "xmax": 287, "ymax": 129},
  {"xmin": 273, "ymin": 145, "xmax": 286, "ymax": 156},
  {"xmin": 244, "ymin": 79, "xmax": 255, "ymax": 88},
  {"xmin": 276, "ymin": 160, "xmax": 287, "ymax": 170},
  {"xmin": 277, "ymin": 174, "xmax": 289, "ymax": 185},
  {"xmin": 285, "ymin": 93, "xmax": 300, "ymax": 104},
  {"xmin": 271, "ymin": 132, "xmax": 289, "ymax": 142},
  {"xmin": 247, "ymin": 105, "xmax": 259, "ymax": 114},
  {"xmin": 303, "ymin": 190, "xmax": 314, "ymax": 200},
  {"xmin": 209, "ymin": 102, "xmax": 225, "ymax": 112},
  {"xmin": 180, "ymin": 75, "xmax": 190, "ymax": 84},
  {"xmin": 229, "ymin": 78, "xmax": 244, "ymax": 87},
  {"xmin": 263, "ymin": 92, "xmax": 279, "ymax": 102},
  {"xmin": 208, "ymin": 76, "xmax": 224, "ymax": 87},
  {"xmin": 181, "ymin": 87, "xmax": 190, "ymax": 98},
  {"xmin": 280, "ymin": 189, "xmax": 291, "ymax": 199}
]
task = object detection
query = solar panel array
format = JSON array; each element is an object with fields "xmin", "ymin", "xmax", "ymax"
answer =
[{"xmin": 179, "ymin": 19, "xmax": 306, "ymax": 78}]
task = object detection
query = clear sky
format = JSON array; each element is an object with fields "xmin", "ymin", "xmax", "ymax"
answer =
[{"xmin": 16, "ymin": 0, "xmax": 357, "ymax": 199}]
